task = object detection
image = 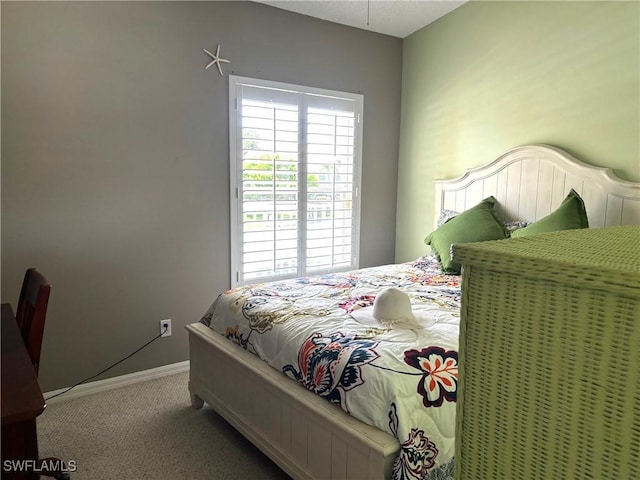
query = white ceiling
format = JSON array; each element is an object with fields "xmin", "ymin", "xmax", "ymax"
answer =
[{"xmin": 257, "ymin": 0, "xmax": 467, "ymax": 38}]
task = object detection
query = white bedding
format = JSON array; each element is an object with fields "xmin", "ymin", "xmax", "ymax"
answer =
[{"xmin": 201, "ymin": 256, "xmax": 460, "ymax": 479}]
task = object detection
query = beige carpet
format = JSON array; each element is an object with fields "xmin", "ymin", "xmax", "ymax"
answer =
[{"xmin": 37, "ymin": 372, "xmax": 291, "ymax": 479}]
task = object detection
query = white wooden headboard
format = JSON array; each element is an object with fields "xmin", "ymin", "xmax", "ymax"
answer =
[{"xmin": 434, "ymin": 144, "xmax": 640, "ymax": 229}]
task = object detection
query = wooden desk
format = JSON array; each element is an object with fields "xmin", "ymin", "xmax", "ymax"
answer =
[{"xmin": 1, "ymin": 303, "xmax": 45, "ymax": 480}]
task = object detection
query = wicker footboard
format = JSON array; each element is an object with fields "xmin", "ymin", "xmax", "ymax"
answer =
[{"xmin": 186, "ymin": 322, "xmax": 399, "ymax": 480}]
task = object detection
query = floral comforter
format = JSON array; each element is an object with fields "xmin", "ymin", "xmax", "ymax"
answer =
[{"xmin": 200, "ymin": 256, "xmax": 460, "ymax": 480}]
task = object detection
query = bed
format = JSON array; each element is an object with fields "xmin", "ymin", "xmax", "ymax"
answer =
[{"xmin": 187, "ymin": 144, "xmax": 640, "ymax": 480}]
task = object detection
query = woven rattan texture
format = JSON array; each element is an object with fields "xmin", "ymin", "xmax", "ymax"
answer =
[
  {"xmin": 452, "ymin": 225, "xmax": 639, "ymax": 297},
  {"xmin": 454, "ymin": 226, "xmax": 639, "ymax": 480}
]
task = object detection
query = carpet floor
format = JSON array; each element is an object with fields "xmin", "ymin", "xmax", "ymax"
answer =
[{"xmin": 37, "ymin": 371, "xmax": 291, "ymax": 479}]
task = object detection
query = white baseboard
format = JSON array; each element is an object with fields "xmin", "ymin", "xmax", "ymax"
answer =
[{"xmin": 44, "ymin": 360, "xmax": 190, "ymax": 404}]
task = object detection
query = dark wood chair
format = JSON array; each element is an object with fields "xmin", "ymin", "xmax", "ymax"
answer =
[
  {"xmin": 12, "ymin": 269, "xmax": 69, "ymax": 479},
  {"xmin": 15, "ymin": 268, "xmax": 51, "ymax": 376}
]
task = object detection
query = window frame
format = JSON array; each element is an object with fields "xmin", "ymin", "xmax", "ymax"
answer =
[{"xmin": 228, "ymin": 75, "xmax": 363, "ymax": 287}]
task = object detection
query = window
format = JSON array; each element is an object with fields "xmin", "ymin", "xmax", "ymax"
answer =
[{"xmin": 229, "ymin": 76, "xmax": 363, "ymax": 287}]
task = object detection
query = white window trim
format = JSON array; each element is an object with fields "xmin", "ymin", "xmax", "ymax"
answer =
[{"xmin": 228, "ymin": 75, "xmax": 363, "ymax": 287}]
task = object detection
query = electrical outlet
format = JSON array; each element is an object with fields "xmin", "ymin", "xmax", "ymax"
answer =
[{"xmin": 160, "ymin": 319, "xmax": 172, "ymax": 337}]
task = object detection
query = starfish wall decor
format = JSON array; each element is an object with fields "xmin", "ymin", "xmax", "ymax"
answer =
[{"xmin": 203, "ymin": 44, "xmax": 231, "ymax": 76}]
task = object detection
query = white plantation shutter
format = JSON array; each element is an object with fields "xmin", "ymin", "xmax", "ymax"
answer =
[{"xmin": 229, "ymin": 76, "xmax": 363, "ymax": 287}]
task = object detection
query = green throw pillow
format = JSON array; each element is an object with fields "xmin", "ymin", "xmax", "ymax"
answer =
[
  {"xmin": 425, "ymin": 197, "xmax": 508, "ymax": 274},
  {"xmin": 510, "ymin": 189, "xmax": 589, "ymax": 238}
]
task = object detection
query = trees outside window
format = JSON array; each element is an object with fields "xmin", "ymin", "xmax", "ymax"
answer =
[{"xmin": 229, "ymin": 76, "xmax": 363, "ymax": 286}]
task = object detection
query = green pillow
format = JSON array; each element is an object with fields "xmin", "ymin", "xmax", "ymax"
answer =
[
  {"xmin": 425, "ymin": 197, "xmax": 508, "ymax": 274},
  {"xmin": 510, "ymin": 189, "xmax": 589, "ymax": 238}
]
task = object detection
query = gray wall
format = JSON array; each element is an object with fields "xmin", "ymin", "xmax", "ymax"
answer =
[{"xmin": 1, "ymin": 1, "xmax": 402, "ymax": 391}]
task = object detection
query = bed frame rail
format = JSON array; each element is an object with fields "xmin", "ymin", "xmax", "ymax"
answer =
[{"xmin": 186, "ymin": 322, "xmax": 399, "ymax": 480}]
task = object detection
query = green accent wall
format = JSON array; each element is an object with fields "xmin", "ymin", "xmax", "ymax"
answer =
[{"xmin": 396, "ymin": 0, "xmax": 640, "ymax": 262}]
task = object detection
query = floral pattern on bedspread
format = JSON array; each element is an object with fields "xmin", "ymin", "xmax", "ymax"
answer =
[
  {"xmin": 282, "ymin": 332, "xmax": 380, "ymax": 412},
  {"xmin": 200, "ymin": 255, "xmax": 460, "ymax": 479},
  {"xmin": 404, "ymin": 347, "xmax": 459, "ymax": 408},
  {"xmin": 389, "ymin": 402, "xmax": 439, "ymax": 479}
]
